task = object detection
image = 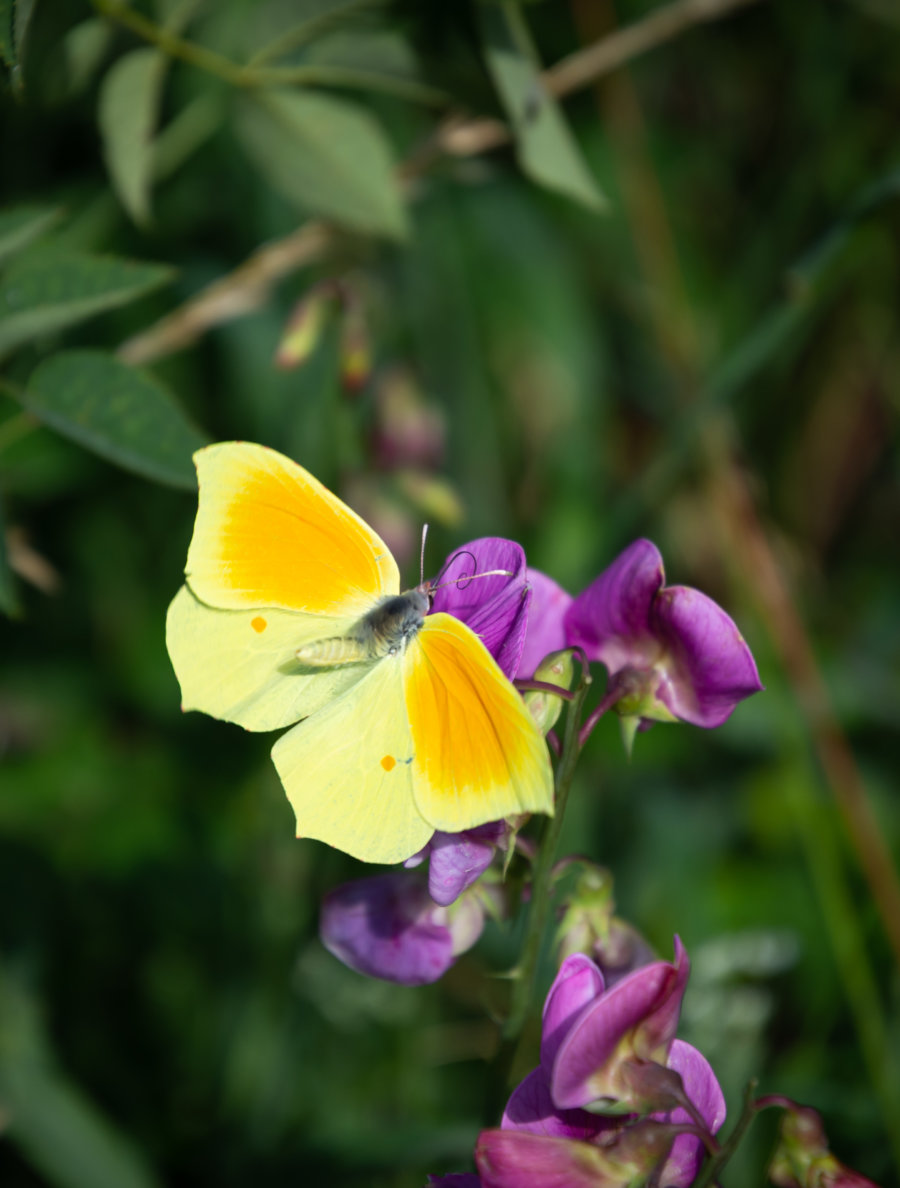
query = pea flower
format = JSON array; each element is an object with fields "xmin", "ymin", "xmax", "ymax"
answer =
[
  {"xmin": 431, "ymin": 948, "xmax": 726, "ymax": 1188},
  {"xmin": 565, "ymin": 539, "xmax": 762, "ymax": 741},
  {"xmin": 517, "ymin": 570, "xmax": 573, "ymax": 679},
  {"xmin": 432, "ymin": 537, "xmax": 531, "ymax": 680},
  {"xmin": 769, "ymin": 1105, "xmax": 882, "ymax": 1188},
  {"xmin": 406, "ymin": 820, "xmax": 511, "ymax": 907},
  {"xmin": 320, "ymin": 871, "xmax": 497, "ymax": 986}
]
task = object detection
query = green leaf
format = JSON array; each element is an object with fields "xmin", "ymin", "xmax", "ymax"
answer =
[
  {"xmin": 23, "ymin": 351, "xmax": 207, "ymax": 489},
  {"xmin": 235, "ymin": 88, "xmax": 408, "ymax": 239},
  {"xmin": 0, "ymin": 252, "xmax": 171, "ymax": 359},
  {"xmin": 0, "ymin": 967, "xmax": 162, "ymax": 1188},
  {"xmin": 57, "ymin": 17, "xmax": 114, "ymax": 99},
  {"xmin": 98, "ymin": 48, "xmax": 168, "ymax": 226},
  {"xmin": 0, "ymin": 205, "xmax": 62, "ymax": 266},
  {"xmin": 477, "ymin": 2, "xmax": 606, "ymax": 212},
  {"xmin": 0, "ymin": 491, "xmax": 20, "ymax": 617}
]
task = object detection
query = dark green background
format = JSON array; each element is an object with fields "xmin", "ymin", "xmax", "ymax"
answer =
[{"xmin": 1, "ymin": 1, "xmax": 899, "ymax": 1186}]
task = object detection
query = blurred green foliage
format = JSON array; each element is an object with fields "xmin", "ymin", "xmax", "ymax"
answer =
[{"xmin": 1, "ymin": 1, "xmax": 899, "ymax": 1186}]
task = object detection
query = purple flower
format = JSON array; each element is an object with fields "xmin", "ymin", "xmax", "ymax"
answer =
[
  {"xmin": 565, "ymin": 539, "xmax": 762, "ymax": 729},
  {"xmin": 431, "ymin": 538, "xmax": 531, "ymax": 680},
  {"xmin": 417, "ymin": 821, "xmax": 510, "ymax": 907},
  {"xmin": 320, "ymin": 871, "xmax": 489, "ymax": 986},
  {"xmin": 476, "ymin": 1121, "xmax": 685, "ymax": 1188},
  {"xmin": 517, "ymin": 569, "xmax": 573, "ymax": 679},
  {"xmin": 552, "ymin": 938, "xmax": 690, "ymax": 1111},
  {"xmin": 500, "ymin": 948, "xmax": 724, "ymax": 1186}
]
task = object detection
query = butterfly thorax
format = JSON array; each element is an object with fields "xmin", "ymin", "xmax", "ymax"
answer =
[{"xmin": 295, "ymin": 589, "xmax": 430, "ymax": 667}]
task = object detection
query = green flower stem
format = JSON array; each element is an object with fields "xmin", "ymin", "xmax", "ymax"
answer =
[
  {"xmin": 502, "ymin": 671, "xmax": 591, "ymax": 1042},
  {"xmin": 92, "ymin": 0, "xmax": 449, "ymax": 104},
  {"xmin": 92, "ymin": 0, "xmax": 249, "ymax": 86},
  {"xmin": 692, "ymin": 1079, "xmax": 759, "ymax": 1188}
]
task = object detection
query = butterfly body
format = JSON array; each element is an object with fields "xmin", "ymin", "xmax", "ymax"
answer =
[
  {"xmin": 167, "ymin": 442, "xmax": 554, "ymax": 864},
  {"xmin": 297, "ymin": 589, "xmax": 430, "ymax": 667}
]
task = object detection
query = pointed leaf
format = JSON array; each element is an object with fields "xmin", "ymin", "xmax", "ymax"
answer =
[
  {"xmin": 0, "ymin": 205, "xmax": 62, "ymax": 266},
  {"xmin": 99, "ymin": 48, "xmax": 167, "ymax": 225},
  {"xmin": 0, "ymin": 252, "xmax": 171, "ymax": 359},
  {"xmin": 236, "ymin": 88, "xmax": 407, "ymax": 239},
  {"xmin": 478, "ymin": 2, "xmax": 606, "ymax": 212},
  {"xmin": 23, "ymin": 351, "xmax": 207, "ymax": 489}
]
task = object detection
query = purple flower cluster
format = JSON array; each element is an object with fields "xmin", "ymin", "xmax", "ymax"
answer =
[
  {"xmin": 430, "ymin": 941, "xmax": 726, "ymax": 1187},
  {"xmin": 320, "ymin": 536, "xmax": 761, "ymax": 987}
]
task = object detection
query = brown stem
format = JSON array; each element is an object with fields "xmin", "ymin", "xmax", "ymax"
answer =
[{"xmin": 117, "ymin": 0, "xmax": 765, "ymax": 365}]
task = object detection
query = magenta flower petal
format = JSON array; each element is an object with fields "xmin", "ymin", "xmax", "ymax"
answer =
[
  {"xmin": 651, "ymin": 585, "xmax": 763, "ymax": 727},
  {"xmin": 431, "ymin": 537, "xmax": 530, "ymax": 679},
  {"xmin": 320, "ymin": 872, "xmax": 454, "ymax": 986},
  {"xmin": 541, "ymin": 954, "xmax": 605, "ymax": 1069},
  {"xmin": 427, "ymin": 1176, "xmax": 482, "ymax": 1187},
  {"xmin": 502, "ymin": 1068, "xmax": 610, "ymax": 1142},
  {"xmin": 655, "ymin": 1040, "xmax": 727, "ymax": 1188},
  {"xmin": 564, "ymin": 539, "xmax": 761, "ymax": 730},
  {"xmin": 565, "ymin": 540, "xmax": 664, "ymax": 669},
  {"xmin": 551, "ymin": 939, "xmax": 689, "ymax": 1110},
  {"xmin": 517, "ymin": 569, "xmax": 573, "ymax": 679},
  {"xmin": 428, "ymin": 824, "xmax": 506, "ymax": 907},
  {"xmin": 476, "ymin": 1131, "xmax": 618, "ymax": 1188}
]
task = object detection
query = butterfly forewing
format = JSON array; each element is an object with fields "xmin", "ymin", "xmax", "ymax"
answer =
[
  {"xmin": 186, "ymin": 442, "xmax": 400, "ymax": 615},
  {"xmin": 166, "ymin": 585, "xmax": 367, "ymax": 732},
  {"xmin": 404, "ymin": 613, "xmax": 554, "ymax": 832}
]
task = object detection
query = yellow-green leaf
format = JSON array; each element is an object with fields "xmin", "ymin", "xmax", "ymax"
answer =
[
  {"xmin": 0, "ymin": 205, "xmax": 62, "ymax": 266},
  {"xmin": 0, "ymin": 252, "xmax": 171, "ymax": 359},
  {"xmin": 24, "ymin": 351, "xmax": 207, "ymax": 489},
  {"xmin": 478, "ymin": 2, "xmax": 606, "ymax": 212},
  {"xmin": 236, "ymin": 88, "xmax": 408, "ymax": 239},
  {"xmin": 98, "ymin": 48, "xmax": 167, "ymax": 226}
]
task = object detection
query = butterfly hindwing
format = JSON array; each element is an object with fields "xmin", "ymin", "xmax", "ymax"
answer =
[
  {"xmin": 271, "ymin": 656, "xmax": 434, "ymax": 864},
  {"xmin": 403, "ymin": 612, "xmax": 554, "ymax": 832}
]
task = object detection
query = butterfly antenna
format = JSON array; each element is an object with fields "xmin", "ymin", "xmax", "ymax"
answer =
[
  {"xmin": 431, "ymin": 548, "xmax": 514, "ymax": 593},
  {"xmin": 419, "ymin": 523, "xmax": 429, "ymax": 586}
]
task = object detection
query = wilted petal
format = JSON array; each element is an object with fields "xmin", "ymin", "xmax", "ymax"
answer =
[
  {"xmin": 320, "ymin": 872, "xmax": 453, "ymax": 986},
  {"xmin": 552, "ymin": 939, "xmax": 689, "ymax": 1110},
  {"xmin": 656, "ymin": 1040, "xmax": 727, "ymax": 1188},
  {"xmin": 502, "ymin": 1068, "xmax": 609, "ymax": 1142},
  {"xmin": 431, "ymin": 538, "xmax": 530, "ymax": 679},
  {"xmin": 518, "ymin": 570, "xmax": 573, "ymax": 678},
  {"xmin": 541, "ymin": 954, "xmax": 605, "ymax": 1069},
  {"xmin": 651, "ymin": 585, "xmax": 763, "ymax": 727},
  {"xmin": 428, "ymin": 824, "xmax": 506, "ymax": 906},
  {"xmin": 565, "ymin": 540, "xmax": 664, "ymax": 671}
]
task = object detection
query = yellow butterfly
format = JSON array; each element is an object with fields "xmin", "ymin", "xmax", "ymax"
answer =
[{"xmin": 166, "ymin": 442, "xmax": 554, "ymax": 864}]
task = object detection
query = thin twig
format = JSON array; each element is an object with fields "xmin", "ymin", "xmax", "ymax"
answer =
[{"xmin": 117, "ymin": 0, "xmax": 765, "ymax": 365}]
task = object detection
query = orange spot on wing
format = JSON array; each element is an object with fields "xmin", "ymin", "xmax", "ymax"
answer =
[
  {"xmin": 380, "ymin": 755, "xmax": 397, "ymax": 772},
  {"xmin": 251, "ymin": 616, "xmax": 267, "ymax": 633}
]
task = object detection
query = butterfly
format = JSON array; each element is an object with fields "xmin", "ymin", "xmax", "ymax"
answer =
[{"xmin": 166, "ymin": 442, "xmax": 554, "ymax": 864}]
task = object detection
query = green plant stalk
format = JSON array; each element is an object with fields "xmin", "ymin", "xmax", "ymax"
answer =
[
  {"xmin": 92, "ymin": 0, "xmax": 248, "ymax": 86},
  {"xmin": 92, "ymin": 0, "xmax": 448, "ymax": 104},
  {"xmin": 502, "ymin": 672, "xmax": 591, "ymax": 1045},
  {"xmin": 247, "ymin": 0, "xmax": 393, "ymax": 67},
  {"xmin": 783, "ymin": 752, "xmax": 900, "ymax": 1172},
  {"xmin": 692, "ymin": 1079, "xmax": 759, "ymax": 1188}
]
